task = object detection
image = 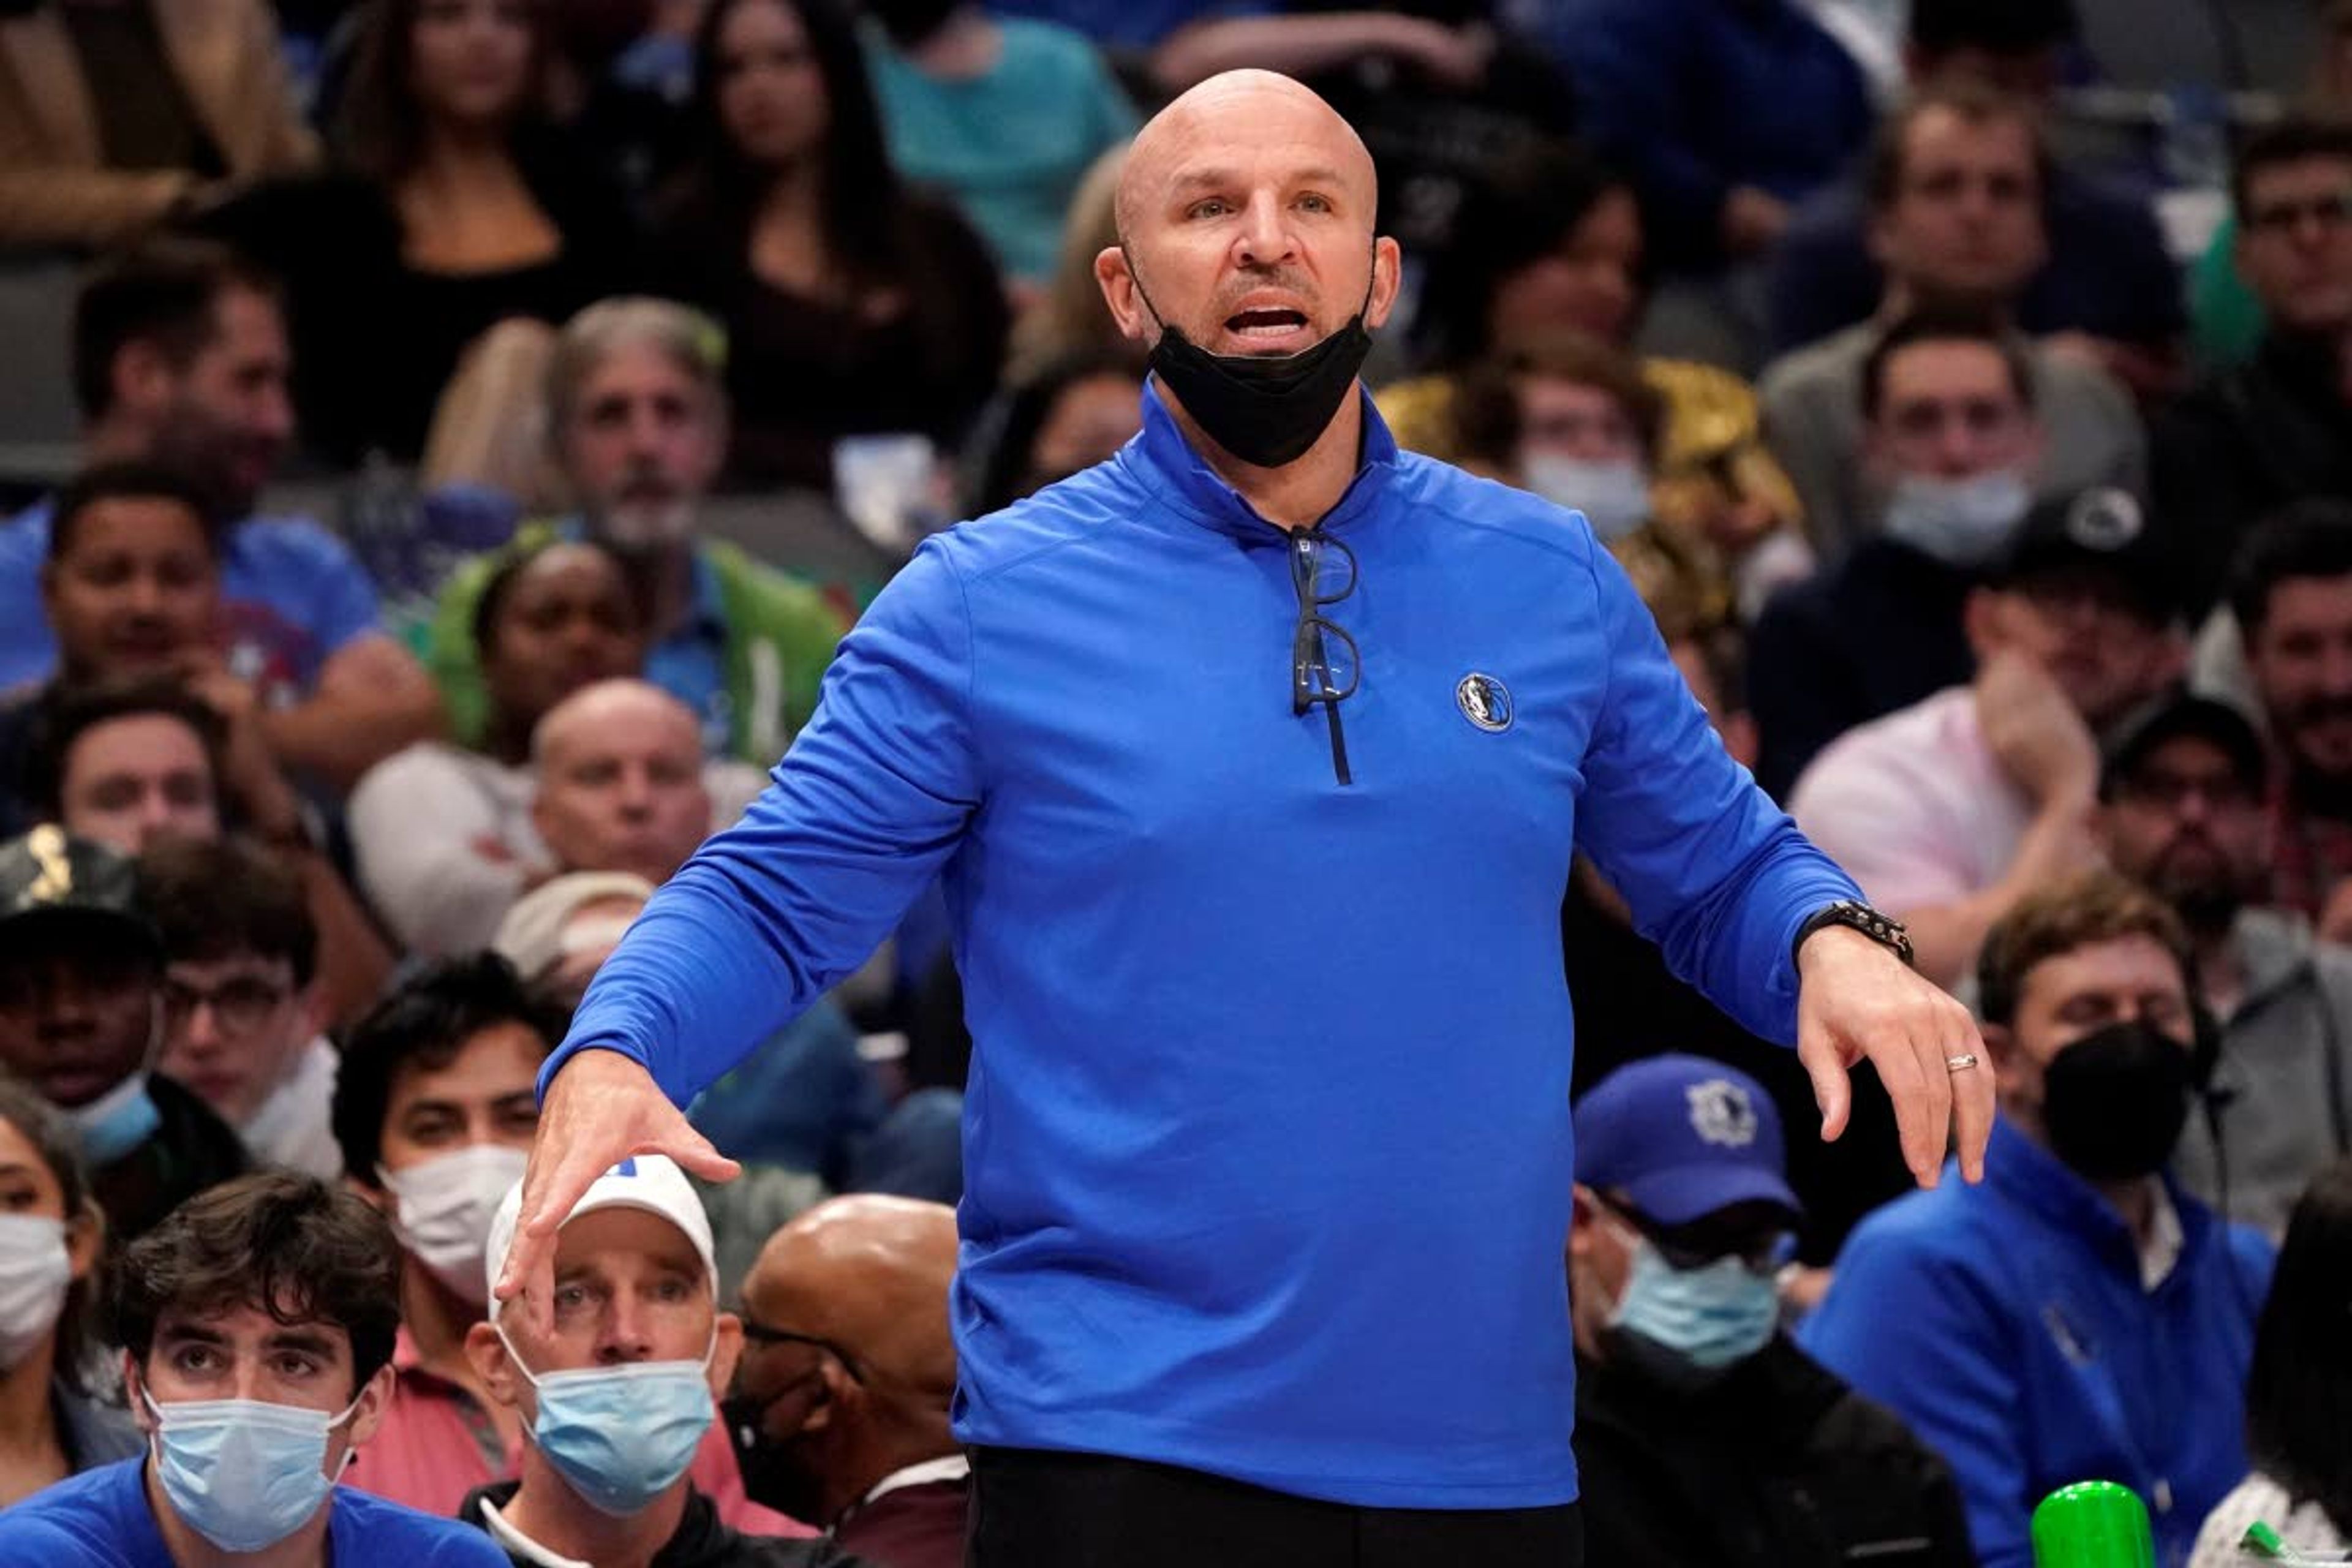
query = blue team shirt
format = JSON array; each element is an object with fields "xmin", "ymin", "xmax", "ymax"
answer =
[
  {"xmin": 0, "ymin": 502, "xmax": 384, "ymax": 701},
  {"xmin": 554, "ymin": 384, "xmax": 1862, "ymax": 1507},
  {"xmin": 0, "ymin": 1457, "xmax": 508, "ymax": 1566}
]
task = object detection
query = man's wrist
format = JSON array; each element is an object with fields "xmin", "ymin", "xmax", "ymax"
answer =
[{"xmin": 1793, "ymin": 901, "xmax": 1914, "ymax": 971}]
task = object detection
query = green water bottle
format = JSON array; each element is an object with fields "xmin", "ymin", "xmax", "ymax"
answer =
[{"xmin": 2031, "ymin": 1481, "xmax": 2157, "ymax": 1568}]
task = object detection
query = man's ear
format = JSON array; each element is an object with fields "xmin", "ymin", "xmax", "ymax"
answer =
[
  {"xmin": 112, "ymin": 339, "xmax": 178, "ymax": 420},
  {"xmin": 124, "ymin": 1353, "xmax": 153, "ymax": 1434},
  {"xmin": 798, "ymin": 1358, "xmax": 854, "ymax": 1435},
  {"xmin": 294, "ymin": 982, "xmax": 330, "ymax": 1044},
  {"xmin": 1094, "ymin": 244, "xmax": 1150, "ymax": 343},
  {"xmin": 1363, "ymin": 235, "xmax": 1405, "ymax": 333},
  {"xmin": 1566, "ymin": 1183, "xmax": 1602, "ymax": 1263},
  {"xmin": 707, "ymin": 1311, "xmax": 744, "ymax": 1396},
  {"xmin": 465, "ymin": 1320, "xmax": 524, "ymax": 1410},
  {"xmin": 345, "ymin": 1361, "xmax": 398, "ymax": 1448}
]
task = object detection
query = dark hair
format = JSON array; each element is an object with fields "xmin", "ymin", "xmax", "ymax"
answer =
[
  {"xmin": 675, "ymin": 0, "xmax": 914, "ymax": 295},
  {"xmin": 469, "ymin": 536, "xmax": 639, "ymax": 660},
  {"xmin": 20, "ymin": 676, "xmax": 227, "ymax": 825},
  {"xmin": 969, "ymin": 350, "xmax": 1144, "ymax": 516},
  {"xmin": 1863, "ymin": 78, "xmax": 2054, "ymax": 216},
  {"xmin": 70, "ymin": 239, "xmax": 277, "ymax": 423},
  {"xmin": 2231, "ymin": 115, "xmax": 2352, "ymax": 223},
  {"xmin": 1859, "ymin": 305, "xmax": 2036, "ymax": 422},
  {"xmin": 331, "ymin": 954, "xmax": 565, "ymax": 1180},
  {"xmin": 0, "ymin": 1079, "xmax": 97, "ymax": 1395},
  {"xmin": 1450, "ymin": 331, "xmax": 1664, "ymax": 470},
  {"xmin": 337, "ymin": 0, "xmax": 554, "ymax": 182},
  {"xmin": 47, "ymin": 461, "xmax": 225, "ymax": 563},
  {"xmin": 1906, "ymin": 0, "xmax": 2078, "ymax": 58},
  {"xmin": 1975, "ymin": 870, "xmax": 2193, "ymax": 1028},
  {"xmin": 107, "ymin": 1171, "xmax": 402, "ymax": 1394},
  {"xmin": 2247, "ymin": 1159, "xmax": 2352, "ymax": 1538},
  {"xmin": 139, "ymin": 837, "xmax": 317, "ymax": 988},
  {"xmin": 1414, "ymin": 138, "xmax": 1633, "ymax": 369},
  {"xmin": 2228, "ymin": 499, "xmax": 2352, "ymax": 635}
]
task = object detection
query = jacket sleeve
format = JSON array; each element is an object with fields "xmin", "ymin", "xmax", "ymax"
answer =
[
  {"xmin": 543, "ymin": 542, "xmax": 982, "ymax": 1106},
  {"xmin": 346, "ymin": 748, "xmax": 531, "ymax": 956},
  {"xmin": 1800, "ymin": 1227, "xmax": 2032, "ymax": 1568},
  {"xmin": 1571, "ymin": 539, "xmax": 1860, "ymax": 1046}
]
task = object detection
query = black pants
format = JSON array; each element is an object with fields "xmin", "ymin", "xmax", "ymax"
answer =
[{"xmin": 966, "ymin": 1447, "xmax": 1585, "ymax": 1568}]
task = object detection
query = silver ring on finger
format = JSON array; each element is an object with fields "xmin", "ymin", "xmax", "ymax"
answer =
[{"xmin": 1944, "ymin": 1053, "xmax": 1980, "ymax": 1074}]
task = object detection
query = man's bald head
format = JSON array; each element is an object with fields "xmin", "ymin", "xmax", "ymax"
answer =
[
  {"xmin": 1115, "ymin": 71, "xmax": 1376, "ymax": 242},
  {"xmin": 744, "ymin": 1196, "xmax": 959, "ymax": 1400},
  {"xmin": 530, "ymin": 679, "xmax": 711, "ymax": 883},
  {"xmin": 1097, "ymin": 70, "xmax": 1400, "ymax": 366}
]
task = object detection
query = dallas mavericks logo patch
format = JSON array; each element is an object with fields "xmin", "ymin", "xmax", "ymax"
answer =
[{"xmin": 1456, "ymin": 673, "xmax": 1513, "ymax": 732}]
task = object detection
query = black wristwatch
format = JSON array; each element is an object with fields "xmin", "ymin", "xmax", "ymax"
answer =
[{"xmin": 1793, "ymin": 900, "xmax": 1915, "ymax": 970}]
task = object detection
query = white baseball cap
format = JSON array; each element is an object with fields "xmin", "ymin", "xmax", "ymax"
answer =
[
  {"xmin": 492, "ymin": 872, "xmax": 654, "ymax": 982},
  {"xmin": 484, "ymin": 1153, "xmax": 717, "ymax": 1318}
]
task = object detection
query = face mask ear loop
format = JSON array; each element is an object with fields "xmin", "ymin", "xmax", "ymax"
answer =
[{"xmin": 1117, "ymin": 240, "xmax": 1172, "ymax": 339}]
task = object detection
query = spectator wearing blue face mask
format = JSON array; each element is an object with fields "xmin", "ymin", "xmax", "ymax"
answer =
[
  {"xmin": 462, "ymin": 1155, "xmax": 861, "ymax": 1566},
  {"xmin": 1749, "ymin": 308, "xmax": 2044, "ymax": 799},
  {"xmin": 1569, "ymin": 1054, "xmax": 1972, "ymax": 1568},
  {"xmin": 0, "ymin": 1170, "xmax": 505, "ymax": 1566}
]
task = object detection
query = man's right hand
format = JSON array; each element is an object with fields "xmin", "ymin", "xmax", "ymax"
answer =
[
  {"xmin": 492, "ymin": 1049, "xmax": 742, "ymax": 1333},
  {"xmin": 1975, "ymin": 649, "xmax": 2098, "ymax": 807}
]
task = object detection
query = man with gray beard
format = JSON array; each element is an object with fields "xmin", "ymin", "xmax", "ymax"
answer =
[
  {"xmin": 424, "ymin": 299, "xmax": 848, "ymax": 766},
  {"xmin": 2095, "ymin": 689, "xmax": 2352, "ymax": 1237}
]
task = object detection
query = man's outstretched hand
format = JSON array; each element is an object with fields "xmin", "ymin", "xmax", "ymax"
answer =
[
  {"xmin": 492, "ymin": 1049, "xmax": 742, "ymax": 1333},
  {"xmin": 1795, "ymin": 926, "xmax": 1993, "ymax": 1187}
]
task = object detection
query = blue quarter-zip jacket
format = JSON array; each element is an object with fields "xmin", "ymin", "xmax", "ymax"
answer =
[
  {"xmin": 550, "ymin": 384, "xmax": 1863, "ymax": 1507},
  {"xmin": 1800, "ymin": 1118, "xmax": 2274, "ymax": 1568}
]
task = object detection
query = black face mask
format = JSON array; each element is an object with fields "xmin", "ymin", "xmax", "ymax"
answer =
[
  {"xmin": 1125, "ymin": 251, "xmax": 1377, "ymax": 470},
  {"xmin": 722, "ymin": 1392, "xmax": 827, "ymax": 1526},
  {"xmin": 2040, "ymin": 1019, "xmax": 2195, "ymax": 1182}
]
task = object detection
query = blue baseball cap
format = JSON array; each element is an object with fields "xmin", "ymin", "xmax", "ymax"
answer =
[{"xmin": 1574, "ymin": 1055, "xmax": 1801, "ymax": 1226}]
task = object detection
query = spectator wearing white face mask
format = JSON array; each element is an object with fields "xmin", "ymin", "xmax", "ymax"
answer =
[
  {"xmin": 332, "ymin": 956, "xmax": 792, "ymax": 1534},
  {"xmin": 0, "ymin": 1170, "xmax": 505, "ymax": 1566},
  {"xmin": 1749, "ymin": 309, "xmax": 2045, "ymax": 798},
  {"xmin": 1452, "ymin": 331, "xmax": 1663, "ymax": 544},
  {"xmin": 0, "ymin": 1081, "xmax": 135, "ymax": 1509}
]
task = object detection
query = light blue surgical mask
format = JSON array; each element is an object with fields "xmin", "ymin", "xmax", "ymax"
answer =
[
  {"xmin": 1521, "ymin": 453, "xmax": 1653, "ymax": 542},
  {"xmin": 1605, "ymin": 1232, "xmax": 1779, "ymax": 1378},
  {"xmin": 501, "ymin": 1326, "xmax": 716, "ymax": 1517},
  {"xmin": 143, "ymin": 1389, "xmax": 361, "ymax": 1553},
  {"xmin": 68, "ymin": 1071, "xmax": 160, "ymax": 1167},
  {"xmin": 1880, "ymin": 469, "xmax": 2032, "ymax": 568}
]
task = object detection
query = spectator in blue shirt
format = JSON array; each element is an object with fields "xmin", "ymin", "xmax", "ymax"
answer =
[
  {"xmin": 0, "ymin": 1169, "xmax": 507, "ymax": 1566},
  {"xmin": 500, "ymin": 70, "xmax": 1991, "ymax": 1567},
  {"xmin": 1543, "ymin": 0, "xmax": 1872, "ymax": 273},
  {"xmin": 0, "ymin": 239, "xmax": 443, "ymax": 793},
  {"xmin": 862, "ymin": 0, "xmax": 1139, "ymax": 286},
  {"xmin": 1803, "ymin": 872, "xmax": 2273, "ymax": 1568},
  {"xmin": 1766, "ymin": 0, "xmax": 2184, "ymax": 393}
]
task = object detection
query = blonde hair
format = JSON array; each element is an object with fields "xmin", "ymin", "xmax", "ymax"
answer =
[{"xmin": 1009, "ymin": 142, "xmax": 1145, "ymax": 384}]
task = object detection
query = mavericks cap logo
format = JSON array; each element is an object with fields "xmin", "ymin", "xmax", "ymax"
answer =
[
  {"xmin": 1456, "ymin": 673, "xmax": 1513, "ymax": 733},
  {"xmin": 1687, "ymin": 1079, "xmax": 1760, "ymax": 1148}
]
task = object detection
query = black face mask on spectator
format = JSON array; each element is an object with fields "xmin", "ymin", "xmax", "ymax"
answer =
[
  {"xmin": 2040, "ymin": 1020, "xmax": 2194, "ymax": 1182},
  {"xmin": 1121, "ymin": 251, "xmax": 1377, "ymax": 471}
]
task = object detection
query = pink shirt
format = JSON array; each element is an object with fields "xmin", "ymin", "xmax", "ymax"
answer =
[
  {"xmin": 1787, "ymin": 686, "xmax": 2034, "ymax": 912},
  {"xmin": 343, "ymin": 1328, "xmax": 813, "ymax": 1539}
]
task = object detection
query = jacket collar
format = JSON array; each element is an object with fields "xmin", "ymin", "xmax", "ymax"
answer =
[
  {"xmin": 1982, "ymin": 1115, "xmax": 2213, "ymax": 1284},
  {"xmin": 1120, "ymin": 377, "xmax": 1400, "ymax": 544}
]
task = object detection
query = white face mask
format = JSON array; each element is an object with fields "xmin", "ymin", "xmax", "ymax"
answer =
[
  {"xmin": 0, "ymin": 1215, "xmax": 72, "ymax": 1370},
  {"xmin": 1520, "ymin": 453, "xmax": 1652, "ymax": 542},
  {"xmin": 380, "ymin": 1145, "xmax": 532, "ymax": 1308},
  {"xmin": 1880, "ymin": 469, "xmax": 2032, "ymax": 568}
]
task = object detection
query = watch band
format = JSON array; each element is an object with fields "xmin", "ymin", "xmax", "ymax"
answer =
[{"xmin": 1793, "ymin": 900, "xmax": 1915, "ymax": 970}]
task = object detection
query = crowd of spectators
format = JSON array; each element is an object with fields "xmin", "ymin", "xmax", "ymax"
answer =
[{"xmin": 2, "ymin": 0, "xmax": 2352, "ymax": 1564}]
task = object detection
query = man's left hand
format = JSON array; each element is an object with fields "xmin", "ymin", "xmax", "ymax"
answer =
[{"xmin": 1795, "ymin": 926, "xmax": 1992, "ymax": 1187}]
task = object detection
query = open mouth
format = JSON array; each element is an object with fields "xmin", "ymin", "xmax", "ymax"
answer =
[{"xmin": 1225, "ymin": 307, "xmax": 1309, "ymax": 341}]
